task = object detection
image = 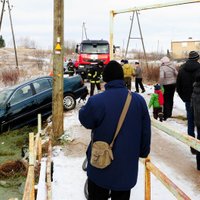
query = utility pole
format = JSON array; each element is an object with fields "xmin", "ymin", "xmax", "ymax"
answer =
[
  {"xmin": 52, "ymin": 0, "xmax": 64, "ymax": 140},
  {"xmin": 0, "ymin": 0, "xmax": 6, "ymax": 32},
  {"xmin": 7, "ymin": 0, "xmax": 18, "ymax": 68}
]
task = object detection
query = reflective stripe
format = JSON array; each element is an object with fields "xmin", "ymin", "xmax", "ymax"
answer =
[
  {"xmin": 90, "ymin": 80, "xmax": 100, "ymax": 83},
  {"xmin": 93, "ymin": 71, "xmax": 97, "ymax": 78}
]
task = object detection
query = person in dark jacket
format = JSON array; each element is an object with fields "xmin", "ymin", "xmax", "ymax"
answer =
[
  {"xmin": 135, "ymin": 61, "xmax": 145, "ymax": 93},
  {"xmin": 176, "ymin": 51, "xmax": 200, "ymax": 154},
  {"xmin": 66, "ymin": 59, "xmax": 75, "ymax": 76},
  {"xmin": 79, "ymin": 60, "xmax": 151, "ymax": 200},
  {"xmin": 191, "ymin": 72, "xmax": 200, "ymax": 170},
  {"xmin": 88, "ymin": 61, "xmax": 104, "ymax": 96}
]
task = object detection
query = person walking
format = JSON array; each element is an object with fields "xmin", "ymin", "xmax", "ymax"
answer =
[
  {"xmin": 159, "ymin": 56, "xmax": 178, "ymax": 120},
  {"xmin": 79, "ymin": 60, "xmax": 151, "ymax": 200},
  {"xmin": 122, "ymin": 59, "xmax": 135, "ymax": 90},
  {"xmin": 191, "ymin": 72, "xmax": 200, "ymax": 170},
  {"xmin": 176, "ymin": 51, "xmax": 200, "ymax": 154},
  {"xmin": 88, "ymin": 61, "xmax": 104, "ymax": 96},
  {"xmin": 135, "ymin": 61, "xmax": 145, "ymax": 93},
  {"xmin": 148, "ymin": 84, "xmax": 164, "ymax": 122}
]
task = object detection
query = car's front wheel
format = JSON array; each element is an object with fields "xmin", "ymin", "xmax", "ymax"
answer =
[{"xmin": 63, "ymin": 94, "xmax": 76, "ymax": 110}]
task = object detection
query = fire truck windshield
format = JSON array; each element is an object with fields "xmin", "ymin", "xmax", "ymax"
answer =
[{"xmin": 81, "ymin": 44, "xmax": 109, "ymax": 54}]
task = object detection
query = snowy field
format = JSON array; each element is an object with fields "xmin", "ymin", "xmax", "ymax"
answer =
[{"xmin": 37, "ymin": 82, "xmax": 200, "ymax": 200}]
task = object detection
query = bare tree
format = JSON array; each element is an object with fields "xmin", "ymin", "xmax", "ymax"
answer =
[{"xmin": 18, "ymin": 37, "xmax": 36, "ymax": 49}]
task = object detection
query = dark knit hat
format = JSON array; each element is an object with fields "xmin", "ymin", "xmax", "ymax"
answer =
[
  {"xmin": 154, "ymin": 84, "xmax": 161, "ymax": 90},
  {"xmin": 124, "ymin": 59, "xmax": 128, "ymax": 64},
  {"xmin": 188, "ymin": 51, "xmax": 199, "ymax": 60},
  {"xmin": 103, "ymin": 60, "xmax": 124, "ymax": 82}
]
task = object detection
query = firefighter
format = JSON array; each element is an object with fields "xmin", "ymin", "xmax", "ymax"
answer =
[
  {"xmin": 67, "ymin": 59, "xmax": 75, "ymax": 76},
  {"xmin": 88, "ymin": 61, "xmax": 104, "ymax": 96}
]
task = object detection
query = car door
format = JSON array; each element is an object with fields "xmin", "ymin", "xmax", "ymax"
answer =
[
  {"xmin": 5, "ymin": 83, "xmax": 38, "ymax": 129},
  {"xmin": 32, "ymin": 78, "xmax": 52, "ymax": 118}
]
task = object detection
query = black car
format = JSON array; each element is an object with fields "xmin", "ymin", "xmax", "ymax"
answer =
[{"xmin": 0, "ymin": 75, "xmax": 88, "ymax": 133}]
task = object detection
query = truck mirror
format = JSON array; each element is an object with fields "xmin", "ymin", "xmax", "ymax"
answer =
[{"xmin": 113, "ymin": 45, "xmax": 120, "ymax": 53}]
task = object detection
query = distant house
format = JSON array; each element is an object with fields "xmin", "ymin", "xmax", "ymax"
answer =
[{"xmin": 171, "ymin": 38, "xmax": 200, "ymax": 60}]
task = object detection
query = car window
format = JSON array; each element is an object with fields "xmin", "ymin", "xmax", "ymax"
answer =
[
  {"xmin": 33, "ymin": 79, "xmax": 51, "ymax": 94},
  {"xmin": 10, "ymin": 85, "xmax": 32, "ymax": 105},
  {"xmin": 0, "ymin": 89, "xmax": 13, "ymax": 107}
]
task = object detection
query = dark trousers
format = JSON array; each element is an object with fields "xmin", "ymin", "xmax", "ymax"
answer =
[
  {"xmin": 153, "ymin": 107, "xmax": 163, "ymax": 121},
  {"xmin": 135, "ymin": 78, "xmax": 145, "ymax": 92},
  {"xmin": 88, "ymin": 179, "xmax": 131, "ymax": 200},
  {"xmin": 185, "ymin": 102, "xmax": 195, "ymax": 138},
  {"xmin": 124, "ymin": 77, "xmax": 132, "ymax": 90},
  {"xmin": 163, "ymin": 84, "xmax": 176, "ymax": 120},
  {"xmin": 185, "ymin": 102, "xmax": 200, "ymax": 170},
  {"xmin": 90, "ymin": 82, "xmax": 101, "ymax": 96},
  {"xmin": 197, "ymin": 127, "xmax": 200, "ymax": 170}
]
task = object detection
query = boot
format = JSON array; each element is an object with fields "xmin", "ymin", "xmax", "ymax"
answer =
[
  {"xmin": 190, "ymin": 147, "xmax": 198, "ymax": 155},
  {"xmin": 158, "ymin": 112, "xmax": 163, "ymax": 122}
]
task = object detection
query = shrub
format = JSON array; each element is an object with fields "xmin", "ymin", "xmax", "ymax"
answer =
[
  {"xmin": 1, "ymin": 68, "xmax": 20, "ymax": 86},
  {"xmin": 142, "ymin": 63, "xmax": 160, "ymax": 84}
]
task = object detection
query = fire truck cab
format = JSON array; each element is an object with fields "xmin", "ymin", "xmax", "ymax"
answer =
[{"xmin": 75, "ymin": 39, "xmax": 110, "ymax": 80}]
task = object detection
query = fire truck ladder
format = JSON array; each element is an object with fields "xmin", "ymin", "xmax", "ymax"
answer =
[
  {"xmin": 81, "ymin": 22, "xmax": 88, "ymax": 41},
  {"xmin": 125, "ymin": 10, "xmax": 148, "ymax": 68}
]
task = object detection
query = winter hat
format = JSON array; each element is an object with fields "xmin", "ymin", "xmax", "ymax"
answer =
[
  {"xmin": 154, "ymin": 84, "xmax": 161, "ymax": 90},
  {"xmin": 188, "ymin": 51, "xmax": 199, "ymax": 60},
  {"xmin": 103, "ymin": 60, "xmax": 124, "ymax": 82},
  {"xmin": 121, "ymin": 59, "xmax": 125, "ymax": 64},
  {"xmin": 135, "ymin": 61, "xmax": 139, "ymax": 65},
  {"xmin": 160, "ymin": 56, "xmax": 170, "ymax": 64},
  {"xmin": 124, "ymin": 59, "xmax": 128, "ymax": 64}
]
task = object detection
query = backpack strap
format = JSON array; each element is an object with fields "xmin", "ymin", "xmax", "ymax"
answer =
[{"xmin": 110, "ymin": 91, "xmax": 132, "ymax": 149}]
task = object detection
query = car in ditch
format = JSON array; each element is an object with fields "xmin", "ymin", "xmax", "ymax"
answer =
[{"xmin": 0, "ymin": 75, "xmax": 88, "ymax": 133}]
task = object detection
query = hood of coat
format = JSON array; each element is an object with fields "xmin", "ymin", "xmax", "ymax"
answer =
[
  {"xmin": 160, "ymin": 56, "xmax": 170, "ymax": 65},
  {"xmin": 183, "ymin": 60, "xmax": 200, "ymax": 73},
  {"xmin": 104, "ymin": 80, "xmax": 125, "ymax": 90}
]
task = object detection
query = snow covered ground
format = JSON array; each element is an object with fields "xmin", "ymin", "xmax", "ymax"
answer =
[{"xmin": 37, "ymin": 83, "xmax": 200, "ymax": 200}]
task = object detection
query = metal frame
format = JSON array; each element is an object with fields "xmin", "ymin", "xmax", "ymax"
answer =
[{"xmin": 109, "ymin": 0, "xmax": 200, "ymax": 59}]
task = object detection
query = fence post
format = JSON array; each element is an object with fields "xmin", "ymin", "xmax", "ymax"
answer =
[{"xmin": 145, "ymin": 157, "xmax": 151, "ymax": 200}]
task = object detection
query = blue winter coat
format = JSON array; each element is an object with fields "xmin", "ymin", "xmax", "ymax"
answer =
[{"xmin": 79, "ymin": 80, "xmax": 151, "ymax": 191}]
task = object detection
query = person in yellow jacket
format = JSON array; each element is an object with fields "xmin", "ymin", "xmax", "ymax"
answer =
[{"xmin": 122, "ymin": 59, "xmax": 135, "ymax": 90}]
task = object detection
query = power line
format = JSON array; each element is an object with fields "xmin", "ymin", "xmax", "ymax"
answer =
[{"xmin": 0, "ymin": 0, "xmax": 6, "ymax": 32}]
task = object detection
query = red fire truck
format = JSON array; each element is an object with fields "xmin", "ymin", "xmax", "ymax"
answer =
[{"xmin": 75, "ymin": 39, "xmax": 110, "ymax": 80}]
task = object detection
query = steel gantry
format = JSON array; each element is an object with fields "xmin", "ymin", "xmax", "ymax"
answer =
[{"xmin": 109, "ymin": 0, "xmax": 200, "ymax": 60}]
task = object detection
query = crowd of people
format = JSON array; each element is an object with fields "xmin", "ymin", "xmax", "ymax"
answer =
[{"xmin": 64, "ymin": 51, "xmax": 200, "ymax": 200}]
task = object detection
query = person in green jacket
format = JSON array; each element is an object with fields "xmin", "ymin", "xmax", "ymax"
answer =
[{"xmin": 148, "ymin": 84, "xmax": 164, "ymax": 122}]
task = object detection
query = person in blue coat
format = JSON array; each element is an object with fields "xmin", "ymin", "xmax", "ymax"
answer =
[{"xmin": 79, "ymin": 60, "xmax": 151, "ymax": 200}]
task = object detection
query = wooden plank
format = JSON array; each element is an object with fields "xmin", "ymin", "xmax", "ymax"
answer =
[{"xmin": 36, "ymin": 158, "xmax": 47, "ymax": 200}]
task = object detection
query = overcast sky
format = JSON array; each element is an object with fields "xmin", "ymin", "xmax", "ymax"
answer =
[{"xmin": 1, "ymin": 0, "xmax": 200, "ymax": 53}]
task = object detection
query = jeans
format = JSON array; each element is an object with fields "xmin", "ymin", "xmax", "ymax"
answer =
[{"xmin": 185, "ymin": 102, "xmax": 195, "ymax": 137}]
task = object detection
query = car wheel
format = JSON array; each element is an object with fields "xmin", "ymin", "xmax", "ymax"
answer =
[{"xmin": 63, "ymin": 94, "xmax": 76, "ymax": 110}]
